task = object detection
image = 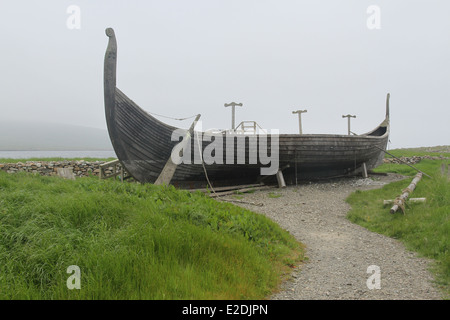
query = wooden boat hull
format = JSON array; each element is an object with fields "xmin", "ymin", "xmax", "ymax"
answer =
[{"xmin": 104, "ymin": 28, "xmax": 389, "ymax": 186}]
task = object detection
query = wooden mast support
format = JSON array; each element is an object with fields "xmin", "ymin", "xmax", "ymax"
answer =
[
  {"xmin": 292, "ymin": 109, "xmax": 307, "ymax": 134},
  {"xmin": 390, "ymin": 172, "xmax": 423, "ymax": 214},
  {"xmin": 154, "ymin": 114, "xmax": 201, "ymax": 186},
  {"xmin": 342, "ymin": 114, "xmax": 356, "ymax": 135},
  {"xmin": 224, "ymin": 102, "xmax": 243, "ymax": 130}
]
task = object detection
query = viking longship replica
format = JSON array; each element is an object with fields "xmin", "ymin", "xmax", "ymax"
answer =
[{"xmin": 103, "ymin": 28, "xmax": 389, "ymax": 187}]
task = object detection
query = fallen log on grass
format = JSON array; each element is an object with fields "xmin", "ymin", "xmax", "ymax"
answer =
[
  {"xmin": 383, "ymin": 198, "xmax": 426, "ymax": 205},
  {"xmin": 390, "ymin": 172, "xmax": 423, "ymax": 214}
]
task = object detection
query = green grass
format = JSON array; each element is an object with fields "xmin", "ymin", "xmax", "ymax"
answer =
[
  {"xmin": 346, "ymin": 149, "xmax": 449, "ymax": 298},
  {"xmin": 268, "ymin": 192, "xmax": 282, "ymax": 199},
  {"xmin": 373, "ymin": 159, "xmax": 442, "ymax": 177},
  {"xmin": 0, "ymin": 171, "xmax": 303, "ymax": 299},
  {"xmin": 383, "ymin": 146, "xmax": 450, "ymax": 158}
]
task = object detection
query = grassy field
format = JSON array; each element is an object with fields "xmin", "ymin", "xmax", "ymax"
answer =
[
  {"xmin": 0, "ymin": 171, "xmax": 304, "ymax": 299},
  {"xmin": 346, "ymin": 147, "xmax": 449, "ymax": 298},
  {"xmin": 382, "ymin": 145, "xmax": 450, "ymax": 158}
]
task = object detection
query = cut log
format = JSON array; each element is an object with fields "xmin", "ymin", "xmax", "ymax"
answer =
[
  {"xmin": 368, "ymin": 170, "xmax": 388, "ymax": 176},
  {"xmin": 190, "ymin": 183, "xmax": 263, "ymax": 193},
  {"xmin": 390, "ymin": 172, "xmax": 423, "ymax": 214},
  {"xmin": 383, "ymin": 198, "xmax": 426, "ymax": 205},
  {"xmin": 209, "ymin": 185, "xmax": 273, "ymax": 198}
]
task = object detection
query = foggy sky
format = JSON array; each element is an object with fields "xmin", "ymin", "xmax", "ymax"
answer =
[{"xmin": 1, "ymin": 0, "xmax": 449, "ymax": 149}]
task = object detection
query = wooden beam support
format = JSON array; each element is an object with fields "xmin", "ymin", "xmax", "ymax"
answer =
[
  {"xmin": 361, "ymin": 162, "xmax": 368, "ymax": 179},
  {"xmin": 209, "ymin": 185, "xmax": 273, "ymax": 198},
  {"xmin": 276, "ymin": 170, "xmax": 286, "ymax": 188},
  {"xmin": 99, "ymin": 159, "xmax": 129, "ymax": 181},
  {"xmin": 154, "ymin": 114, "xmax": 201, "ymax": 186},
  {"xmin": 190, "ymin": 183, "xmax": 264, "ymax": 193}
]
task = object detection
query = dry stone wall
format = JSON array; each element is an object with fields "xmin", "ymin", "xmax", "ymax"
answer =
[
  {"xmin": 383, "ymin": 155, "xmax": 449, "ymax": 164},
  {"xmin": 1, "ymin": 156, "xmax": 448, "ymax": 179},
  {"xmin": 0, "ymin": 160, "xmax": 109, "ymax": 178}
]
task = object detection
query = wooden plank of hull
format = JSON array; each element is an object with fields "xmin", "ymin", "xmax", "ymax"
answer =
[{"xmin": 104, "ymin": 28, "xmax": 390, "ymax": 184}]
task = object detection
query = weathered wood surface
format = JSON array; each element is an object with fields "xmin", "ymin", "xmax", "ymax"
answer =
[
  {"xmin": 361, "ymin": 162, "xmax": 368, "ymax": 178},
  {"xmin": 383, "ymin": 198, "xmax": 426, "ymax": 205},
  {"xmin": 190, "ymin": 183, "xmax": 263, "ymax": 193},
  {"xmin": 99, "ymin": 159, "xmax": 131, "ymax": 182},
  {"xmin": 56, "ymin": 168, "xmax": 75, "ymax": 180},
  {"xmin": 292, "ymin": 109, "xmax": 307, "ymax": 134},
  {"xmin": 154, "ymin": 114, "xmax": 201, "ymax": 186},
  {"xmin": 103, "ymin": 28, "xmax": 390, "ymax": 185},
  {"xmin": 209, "ymin": 185, "xmax": 273, "ymax": 198},
  {"xmin": 390, "ymin": 173, "xmax": 423, "ymax": 214},
  {"xmin": 368, "ymin": 170, "xmax": 388, "ymax": 176},
  {"xmin": 276, "ymin": 170, "xmax": 286, "ymax": 188}
]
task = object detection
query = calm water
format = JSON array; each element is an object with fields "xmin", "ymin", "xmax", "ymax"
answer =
[{"xmin": 0, "ymin": 150, "xmax": 117, "ymax": 160}]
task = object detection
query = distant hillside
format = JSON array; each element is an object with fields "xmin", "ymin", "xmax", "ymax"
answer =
[{"xmin": 0, "ymin": 121, "xmax": 113, "ymax": 151}]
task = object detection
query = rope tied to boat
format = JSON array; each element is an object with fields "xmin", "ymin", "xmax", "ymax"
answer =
[
  {"xmin": 402, "ymin": 187, "xmax": 414, "ymax": 194},
  {"xmin": 145, "ymin": 110, "xmax": 200, "ymax": 121},
  {"xmin": 393, "ymin": 197, "xmax": 406, "ymax": 213},
  {"xmin": 195, "ymin": 129, "xmax": 217, "ymax": 197}
]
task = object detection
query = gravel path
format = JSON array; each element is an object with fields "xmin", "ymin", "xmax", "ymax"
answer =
[{"xmin": 231, "ymin": 174, "xmax": 444, "ymax": 300}]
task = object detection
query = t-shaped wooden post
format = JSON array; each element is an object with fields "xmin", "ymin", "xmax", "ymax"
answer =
[
  {"xmin": 292, "ymin": 109, "xmax": 307, "ymax": 134},
  {"xmin": 342, "ymin": 114, "xmax": 356, "ymax": 135},
  {"xmin": 224, "ymin": 102, "xmax": 243, "ymax": 130}
]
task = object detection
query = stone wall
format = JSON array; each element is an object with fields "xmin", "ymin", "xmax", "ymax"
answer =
[
  {"xmin": 383, "ymin": 155, "xmax": 449, "ymax": 165},
  {"xmin": 0, "ymin": 160, "xmax": 108, "ymax": 178},
  {"xmin": 2, "ymin": 156, "xmax": 448, "ymax": 179}
]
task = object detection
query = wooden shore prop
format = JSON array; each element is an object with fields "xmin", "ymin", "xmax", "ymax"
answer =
[
  {"xmin": 190, "ymin": 183, "xmax": 273, "ymax": 197},
  {"xmin": 389, "ymin": 172, "xmax": 423, "ymax": 214}
]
